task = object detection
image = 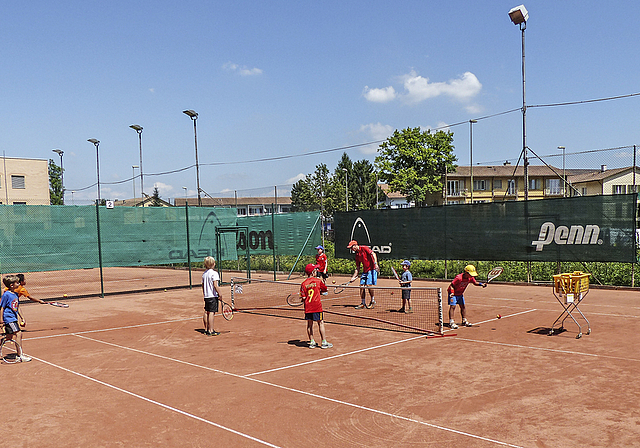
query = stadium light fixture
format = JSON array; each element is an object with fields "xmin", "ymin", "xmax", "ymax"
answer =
[
  {"xmin": 129, "ymin": 125, "xmax": 144, "ymax": 199},
  {"xmin": 87, "ymin": 139, "xmax": 101, "ymax": 202},
  {"xmin": 509, "ymin": 4, "xmax": 529, "ymax": 200},
  {"xmin": 52, "ymin": 149, "xmax": 64, "ymax": 204},
  {"xmin": 183, "ymin": 109, "xmax": 202, "ymax": 206}
]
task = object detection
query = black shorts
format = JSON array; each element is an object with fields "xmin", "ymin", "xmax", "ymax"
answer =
[
  {"xmin": 204, "ymin": 297, "xmax": 219, "ymax": 313},
  {"xmin": 4, "ymin": 321, "xmax": 20, "ymax": 335},
  {"xmin": 305, "ymin": 312, "xmax": 323, "ymax": 321},
  {"xmin": 315, "ymin": 272, "xmax": 329, "ymax": 280}
]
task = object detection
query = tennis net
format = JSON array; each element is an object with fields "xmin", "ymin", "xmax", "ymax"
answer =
[{"xmin": 230, "ymin": 277, "xmax": 443, "ymax": 335}]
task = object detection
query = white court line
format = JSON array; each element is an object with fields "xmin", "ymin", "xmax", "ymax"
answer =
[
  {"xmin": 31, "ymin": 355, "xmax": 281, "ymax": 448},
  {"xmin": 246, "ymin": 335, "xmax": 426, "ymax": 376},
  {"xmin": 65, "ymin": 334, "xmax": 523, "ymax": 448},
  {"xmin": 23, "ymin": 316, "xmax": 200, "ymax": 341}
]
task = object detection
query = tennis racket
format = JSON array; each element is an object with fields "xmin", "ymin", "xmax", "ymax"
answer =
[
  {"xmin": 47, "ymin": 301, "xmax": 69, "ymax": 308},
  {"xmin": 218, "ymin": 299, "xmax": 234, "ymax": 321},
  {"xmin": 0, "ymin": 335, "xmax": 20, "ymax": 364},
  {"xmin": 391, "ymin": 266, "xmax": 400, "ymax": 281},
  {"xmin": 487, "ymin": 266, "xmax": 504, "ymax": 283},
  {"xmin": 286, "ymin": 293, "xmax": 303, "ymax": 307},
  {"xmin": 333, "ymin": 279, "xmax": 354, "ymax": 294}
]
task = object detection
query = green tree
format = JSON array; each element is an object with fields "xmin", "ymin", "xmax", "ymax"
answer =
[
  {"xmin": 49, "ymin": 159, "xmax": 64, "ymax": 205},
  {"xmin": 375, "ymin": 127, "xmax": 457, "ymax": 207},
  {"xmin": 151, "ymin": 187, "xmax": 163, "ymax": 206}
]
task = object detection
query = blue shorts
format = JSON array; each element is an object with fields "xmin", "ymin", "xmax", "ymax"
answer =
[
  {"xmin": 449, "ymin": 295, "xmax": 465, "ymax": 306},
  {"xmin": 305, "ymin": 312, "xmax": 323, "ymax": 321},
  {"xmin": 360, "ymin": 270, "xmax": 377, "ymax": 286}
]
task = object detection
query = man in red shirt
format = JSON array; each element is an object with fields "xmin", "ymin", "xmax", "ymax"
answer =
[
  {"xmin": 348, "ymin": 240, "xmax": 379, "ymax": 309},
  {"xmin": 447, "ymin": 264, "xmax": 486, "ymax": 329},
  {"xmin": 300, "ymin": 263, "xmax": 332, "ymax": 349}
]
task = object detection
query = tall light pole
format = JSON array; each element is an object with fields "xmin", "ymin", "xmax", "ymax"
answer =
[
  {"xmin": 52, "ymin": 149, "xmax": 64, "ymax": 204},
  {"xmin": 558, "ymin": 146, "xmax": 566, "ymax": 197},
  {"xmin": 469, "ymin": 119, "xmax": 477, "ymax": 204},
  {"xmin": 183, "ymin": 109, "xmax": 202, "ymax": 207},
  {"xmin": 132, "ymin": 165, "xmax": 139, "ymax": 200},
  {"xmin": 87, "ymin": 139, "xmax": 101, "ymax": 203},
  {"xmin": 509, "ymin": 4, "xmax": 529, "ymax": 200},
  {"xmin": 71, "ymin": 190, "xmax": 75, "ymax": 205},
  {"xmin": 129, "ymin": 124, "xmax": 144, "ymax": 199},
  {"xmin": 182, "ymin": 186, "xmax": 188, "ymax": 202},
  {"xmin": 342, "ymin": 168, "xmax": 348, "ymax": 211}
]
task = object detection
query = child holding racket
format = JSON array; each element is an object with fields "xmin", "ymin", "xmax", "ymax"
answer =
[
  {"xmin": 300, "ymin": 264, "xmax": 332, "ymax": 349},
  {"xmin": 0, "ymin": 275, "xmax": 31, "ymax": 362},
  {"xmin": 314, "ymin": 245, "xmax": 328, "ymax": 283},
  {"xmin": 447, "ymin": 264, "xmax": 486, "ymax": 329},
  {"xmin": 14, "ymin": 274, "xmax": 47, "ymax": 305},
  {"xmin": 201, "ymin": 256, "xmax": 222, "ymax": 336},
  {"xmin": 398, "ymin": 260, "xmax": 413, "ymax": 314}
]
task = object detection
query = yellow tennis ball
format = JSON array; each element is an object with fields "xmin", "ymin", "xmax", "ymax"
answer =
[
  {"xmin": 164, "ymin": 289, "xmax": 167, "ymax": 292},
  {"xmin": 497, "ymin": 314, "xmax": 502, "ymax": 319},
  {"xmin": 63, "ymin": 294, "xmax": 68, "ymax": 297},
  {"xmin": 332, "ymin": 280, "xmax": 336, "ymax": 284}
]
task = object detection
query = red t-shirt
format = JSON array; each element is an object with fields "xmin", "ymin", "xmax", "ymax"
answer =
[
  {"xmin": 448, "ymin": 273, "xmax": 479, "ymax": 296},
  {"xmin": 300, "ymin": 277, "xmax": 327, "ymax": 314},
  {"xmin": 354, "ymin": 245, "xmax": 376, "ymax": 272},
  {"xmin": 315, "ymin": 253, "xmax": 327, "ymax": 273}
]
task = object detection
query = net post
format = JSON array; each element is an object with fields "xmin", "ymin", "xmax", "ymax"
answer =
[
  {"xmin": 437, "ymin": 288, "xmax": 444, "ymax": 335},
  {"xmin": 230, "ymin": 278, "xmax": 235, "ymax": 308}
]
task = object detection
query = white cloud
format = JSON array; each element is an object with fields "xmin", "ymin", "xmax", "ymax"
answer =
[
  {"xmin": 149, "ymin": 88, "xmax": 155, "ymax": 94},
  {"xmin": 287, "ymin": 173, "xmax": 306, "ymax": 184},
  {"xmin": 402, "ymin": 70, "xmax": 482, "ymax": 103},
  {"xmin": 363, "ymin": 86, "xmax": 397, "ymax": 103},
  {"xmin": 223, "ymin": 62, "xmax": 263, "ymax": 76},
  {"xmin": 364, "ymin": 70, "xmax": 482, "ymax": 108}
]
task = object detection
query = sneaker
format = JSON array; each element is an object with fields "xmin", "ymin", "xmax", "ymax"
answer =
[
  {"xmin": 462, "ymin": 320, "xmax": 473, "ymax": 327},
  {"xmin": 210, "ymin": 331, "xmax": 221, "ymax": 336},
  {"xmin": 405, "ymin": 307, "xmax": 413, "ymax": 314},
  {"xmin": 449, "ymin": 321, "xmax": 459, "ymax": 329},
  {"xmin": 205, "ymin": 330, "xmax": 212, "ymax": 336},
  {"xmin": 398, "ymin": 308, "xmax": 405, "ymax": 313},
  {"xmin": 367, "ymin": 301, "xmax": 376, "ymax": 309},
  {"xmin": 355, "ymin": 304, "xmax": 366, "ymax": 309},
  {"xmin": 19, "ymin": 355, "xmax": 32, "ymax": 362},
  {"xmin": 320, "ymin": 341, "xmax": 333, "ymax": 349},
  {"xmin": 309, "ymin": 341, "xmax": 317, "ymax": 349}
]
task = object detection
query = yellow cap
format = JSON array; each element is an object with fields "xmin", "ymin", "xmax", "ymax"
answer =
[{"xmin": 464, "ymin": 264, "xmax": 478, "ymax": 277}]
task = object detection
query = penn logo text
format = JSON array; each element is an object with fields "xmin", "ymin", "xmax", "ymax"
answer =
[{"xmin": 532, "ymin": 222, "xmax": 602, "ymax": 252}]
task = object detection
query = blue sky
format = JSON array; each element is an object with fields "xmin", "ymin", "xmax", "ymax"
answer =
[{"xmin": 3, "ymin": 1, "xmax": 640, "ymax": 204}]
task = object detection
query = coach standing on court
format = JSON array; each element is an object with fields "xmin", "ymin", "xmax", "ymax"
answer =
[{"xmin": 348, "ymin": 240, "xmax": 379, "ymax": 309}]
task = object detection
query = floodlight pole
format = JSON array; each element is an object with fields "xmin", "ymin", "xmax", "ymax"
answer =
[
  {"xmin": 87, "ymin": 139, "xmax": 101, "ymax": 203},
  {"xmin": 469, "ymin": 120, "xmax": 477, "ymax": 204},
  {"xmin": 129, "ymin": 125, "xmax": 144, "ymax": 199},
  {"xmin": 132, "ymin": 165, "xmax": 139, "ymax": 200},
  {"xmin": 558, "ymin": 146, "xmax": 566, "ymax": 197},
  {"xmin": 183, "ymin": 110, "xmax": 202, "ymax": 207},
  {"xmin": 52, "ymin": 149, "xmax": 64, "ymax": 204}
]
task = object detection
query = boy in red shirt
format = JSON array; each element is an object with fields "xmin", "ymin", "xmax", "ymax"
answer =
[
  {"xmin": 314, "ymin": 245, "xmax": 328, "ymax": 283},
  {"xmin": 300, "ymin": 264, "xmax": 332, "ymax": 349},
  {"xmin": 447, "ymin": 264, "xmax": 486, "ymax": 329}
]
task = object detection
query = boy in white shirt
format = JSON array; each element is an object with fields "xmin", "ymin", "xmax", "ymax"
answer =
[{"xmin": 201, "ymin": 256, "xmax": 222, "ymax": 336}]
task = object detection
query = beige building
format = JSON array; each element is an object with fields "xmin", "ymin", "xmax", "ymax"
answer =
[
  {"xmin": 0, "ymin": 156, "xmax": 49, "ymax": 205},
  {"xmin": 174, "ymin": 196, "xmax": 292, "ymax": 216}
]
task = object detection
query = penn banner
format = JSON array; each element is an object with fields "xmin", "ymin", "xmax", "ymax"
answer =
[{"xmin": 334, "ymin": 194, "xmax": 637, "ymax": 263}]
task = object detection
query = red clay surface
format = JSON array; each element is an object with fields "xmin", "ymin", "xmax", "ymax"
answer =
[{"xmin": 6, "ymin": 271, "xmax": 640, "ymax": 447}]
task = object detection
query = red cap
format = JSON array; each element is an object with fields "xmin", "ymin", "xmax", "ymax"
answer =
[
  {"xmin": 347, "ymin": 240, "xmax": 358, "ymax": 249},
  {"xmin": 305, "ymin": 264, "xmax": 316, "ymax": 275}
]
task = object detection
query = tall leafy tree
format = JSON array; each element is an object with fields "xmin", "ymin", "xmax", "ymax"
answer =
[
  {"xmin": 49, "ymin": 159, "xmax": 63, "ymax": 205},
  {"xmin": 375, "ymin": 127, "xmax": 457, "ymax": 207},
  {"xmin": 291, "ymin": 164, "xmax": 337, "ymax": 214}
]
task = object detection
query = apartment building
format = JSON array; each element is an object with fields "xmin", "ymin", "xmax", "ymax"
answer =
[
  {"xmin": 174, "ymin": 196, "xmax": 292, "ymax": 216},
  {"xmin": 0, "ymin": 156, "xmax": 49, "ymax": 205}
]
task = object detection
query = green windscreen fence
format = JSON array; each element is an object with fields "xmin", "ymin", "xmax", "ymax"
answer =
[
  {"xmin": 0, "ymin": 205, "xmax": 320, "ymax": 300},
  {"xmin": 335, "ymin": 195, "xmax": 637, "ymax": 263}
]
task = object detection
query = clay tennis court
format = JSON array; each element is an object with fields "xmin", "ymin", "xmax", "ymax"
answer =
[{"xmin": 6, "ymin": 270, "xmax": 640, "ymax": 447}]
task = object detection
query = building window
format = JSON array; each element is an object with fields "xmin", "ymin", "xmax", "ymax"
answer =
[
  {"xmin": 528, "ymin": 178, "xmax": 542, "ymax": 190},
  {"xmin": 612, "ymin": 185, "xmax": 626, "ymax": 195},
  {"xmin": 236, "ymin": 208, "xmax": 247, "ymax": 216},
  {"xmin": 13, "ymin": 201, "xmax": 27, "ymax": 205},
  {"xmin": 447, "ymin": 180, "xmax": 461, "ymax": 196},
  {"xmin": 473, "ymin": 179, "xmax": 486, "ymax": 191},
  {"xmin": 493, "ymin": 179, "xmax": 502, "ymax": 189},
  {"xmin": 249, "ymin": 206, "xmax": 263, "ymax": 215},
  {"xmin": 11, "ymin": 175, "xmax": 25, "ymax": 189},
  {"xmin": 545, "ymin": 179, "xmax": 561, "ymax": 195},
  {"xmin": 280, "ymin": 205, "xmax": 291, "ymax": 213},
  {"xmin": 507, "ymin": 179, "xmax": 517, "ymax": 195},
  {"xmin": 628, "ymin": 185, "xmax": 638, "ymax": 193},
  {"xmin": 581, "ymin": 187, "xmax": 587, "ymax": 196}
]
